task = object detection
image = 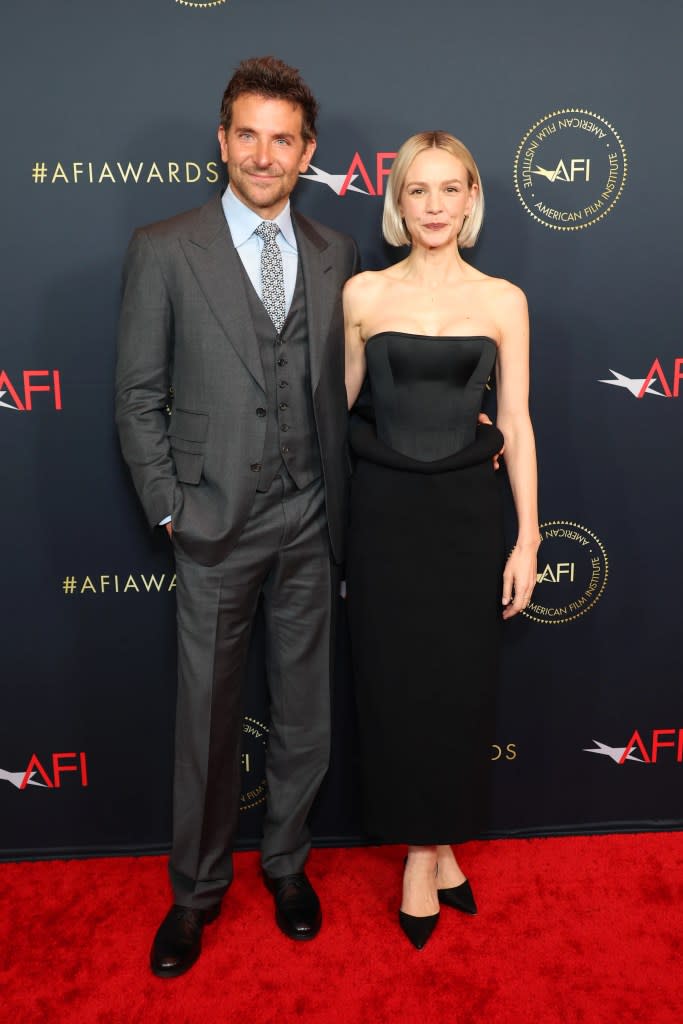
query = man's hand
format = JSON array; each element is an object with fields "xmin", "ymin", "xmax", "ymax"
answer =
[
  {"xmin": 165, "ymin": 522, "xmax": 173, "ymax": 539},
  {"xmin": 477, "ymin": 412, "xmax": 505, "ymax": 471}
]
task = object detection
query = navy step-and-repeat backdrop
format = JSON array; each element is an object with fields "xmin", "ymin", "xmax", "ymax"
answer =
[{"xmin": 2, "ymin": 0, "xmax": 682, "ymax": 859}]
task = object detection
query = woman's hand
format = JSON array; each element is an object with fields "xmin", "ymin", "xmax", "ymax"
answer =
[
  {"xmin": 477, "ymin": 412, "xmax": 504, "ymax": 470},
  {"xmin": 502, "ymin": 541, "xmax": 539, "ymax": 619}
]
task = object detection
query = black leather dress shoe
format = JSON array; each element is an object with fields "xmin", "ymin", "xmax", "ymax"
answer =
[
  {"xmin": 264, "ymin": 872, "xmax": 322, "ymax": 941},
  {"xmin": 150, "ymin": 903, "xmax": 220, "ymax": 978}
]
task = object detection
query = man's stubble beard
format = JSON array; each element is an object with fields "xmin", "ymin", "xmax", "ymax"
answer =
[{"xmin": 229, "ymin": 165, "xmax": 292, "ymax": 215}]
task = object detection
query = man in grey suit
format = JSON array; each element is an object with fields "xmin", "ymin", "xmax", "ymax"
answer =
[{"xmin": 115, "ymin": 57, "xmax": 359, "ymax": 978}]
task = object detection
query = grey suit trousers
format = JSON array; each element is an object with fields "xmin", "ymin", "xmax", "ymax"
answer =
[{"xmin": 169, "ymin": 472, "xmax": 333, "ymax": 909}]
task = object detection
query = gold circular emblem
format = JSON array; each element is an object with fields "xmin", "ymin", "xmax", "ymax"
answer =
[
  {"xmin": 513, "ymin": 109, "xmax": 627, "ymax": 231},
  {"xmin": 523, "ymin": 520, "xmax": 609, "ymax": 624},
  {"xmin": 240, "ymin": 715, "xmax": 268, "ymax": 811},
  {"xmin": 175, "ymin": 1, "xmax": 226, "ymax": 8}
]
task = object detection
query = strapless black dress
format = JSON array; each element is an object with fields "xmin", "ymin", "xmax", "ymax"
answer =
[{"xmin": 346, "ymin": 333, "xmax": 505, "ymax": 845}]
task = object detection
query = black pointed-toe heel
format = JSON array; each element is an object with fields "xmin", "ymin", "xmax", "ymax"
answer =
[
  {"xmin": 437, "ymin": 878, "xmax": 477, "ymax": 915},
  {"xmin": 398, "ymin": 909, "xmax": 440, "ymax": 950}
]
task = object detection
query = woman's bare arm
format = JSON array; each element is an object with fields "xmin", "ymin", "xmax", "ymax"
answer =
[
  {"xmin": 343, "ymin": 273, "xmax": 373, "ymax": 409},
  {"xmin": 494, "ymin": 284, "xmax": 540, "ymax": 619}
]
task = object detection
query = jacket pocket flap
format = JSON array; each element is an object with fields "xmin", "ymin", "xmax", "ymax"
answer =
[
  {"xmin": 168, "ymin": 408, "xmax": 209, "ymax": 443},
  {"xmin": 173, "ymin": 450, "xmax": 203, "ymax": 485}
]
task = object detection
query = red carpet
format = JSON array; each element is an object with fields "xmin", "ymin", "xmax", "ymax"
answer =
[{"xmin": 1, "ymin": 834, "xmax": 682, "ymax": 1024}]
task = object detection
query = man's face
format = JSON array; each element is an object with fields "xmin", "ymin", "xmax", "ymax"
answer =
[{"xmin": 218, "ymin": 93, "xmax": 316, "ymax": 219}]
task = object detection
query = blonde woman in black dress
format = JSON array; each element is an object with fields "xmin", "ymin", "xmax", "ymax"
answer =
[{"xmin": 344, "ymin": 132, "xmax": 539, "ymax": 949}]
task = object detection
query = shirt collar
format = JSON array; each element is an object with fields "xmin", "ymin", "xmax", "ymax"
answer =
[{"xmin": 222, "ymin": 184, "xmax": 297, "ymax": 251}]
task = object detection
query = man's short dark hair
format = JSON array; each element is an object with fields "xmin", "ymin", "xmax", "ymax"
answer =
[{"xmin": 220, "ymin": 56, "xmax": 318, "ymax": 143}]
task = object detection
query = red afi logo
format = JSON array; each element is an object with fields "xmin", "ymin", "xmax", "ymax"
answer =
[
  {"xmin": 20, "ymin": 752, "xmax": 88, "ymax": 788},
  {"xmin": 340, "ymin": 152, "xmax": 397, "ymax": 196},
  {"xmin": 301, "ymin": 152, "xmax": 397, "ymax": 197},
  {"xmin": 620, "ymin": 730, "xmax": 683, "ymax": 764},
  {"xmin": 0, "ymin": 370, "xmax": 63, "ymax": 411},
  {"xmin": 638, "ymin": 359, "xmax": 683, "ymax": 398}
]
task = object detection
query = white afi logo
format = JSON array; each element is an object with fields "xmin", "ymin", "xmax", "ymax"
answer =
[
  {"xmin": 599, "ymin": 358, "xmax": 683, "ymax": 398},
  {"xmin": 300, "ymin": 152, "xmax": 396, "ymax": 197},
  {"xmin": 585, "ymin": 730, "xmax": 683, "ymax": 765},
  {"xmin": 0, "ymin": 389, "xmax": 20, "ymax": 411},
  {"xmin": 583, "ymin": 740, "xmax": 645, "ymax": 764},
  {"xmin": 599, "ymin": 370, "xmax": 666, "ymax": 398},
  {"xmin": 0, "ymin": 767, "xmax": 47, "ymax": 788},
  {"xmin": 300, "ymin": 165, "xmax": 370, "ymax": 196}
]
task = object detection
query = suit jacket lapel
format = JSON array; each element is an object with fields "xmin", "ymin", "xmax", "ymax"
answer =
[
  {"xmin": 294, "ymin": 212, "xmax": 335, "ymax": 392},
  {"xmin": 181, "ymin": 194, "xmax": 266, "ymax": 391}
]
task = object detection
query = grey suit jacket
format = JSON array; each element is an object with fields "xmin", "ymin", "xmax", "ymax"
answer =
[{"xmin": 115, "ymin": 193, "xmax": 359, "ymax": 566}]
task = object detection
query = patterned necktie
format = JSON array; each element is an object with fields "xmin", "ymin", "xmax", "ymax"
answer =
[{"xmin": 254, "ymin": 220, "xmax": 286, "ymax": 334}]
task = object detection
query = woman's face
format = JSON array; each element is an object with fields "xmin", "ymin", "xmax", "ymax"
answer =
[{"xmin": 398, "ymin": 147, "xmax": 477, "ymax": 250}]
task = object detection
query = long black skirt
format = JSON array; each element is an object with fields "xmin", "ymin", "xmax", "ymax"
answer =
[{"xmin": 346, "ymin": 419, "xmax": 505, "ymax": 845}]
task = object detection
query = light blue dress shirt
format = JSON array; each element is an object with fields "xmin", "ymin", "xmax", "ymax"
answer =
[
  {"xmin": 221, "ymin": 183, "xmax": 299, "ymax": 312},
  {"xmin": 160, "ymin": 186, "xmax": 299, "ymax": 527}
]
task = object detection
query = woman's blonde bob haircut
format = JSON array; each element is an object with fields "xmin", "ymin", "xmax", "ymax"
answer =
[{"xmin": 382, "ymin": 131, "xmax": 484, "ymax": 249}]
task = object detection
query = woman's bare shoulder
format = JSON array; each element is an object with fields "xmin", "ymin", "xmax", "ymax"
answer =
[
  {"xmin": 481, "ymin": 273, "xmax": 526, "ymax": 298},
  {"xmin": 478, "ymin": 274, "xmax": 528, "ymax": 311},
  {"xmin": 344, "ymin": 270, "xmax": 395, "ymax": 323},
  {"xmin": 344, "ymin": 269, "xmax": 392, "ymax": 297}
]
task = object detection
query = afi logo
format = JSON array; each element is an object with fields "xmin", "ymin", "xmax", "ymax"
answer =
[
  {"xmin": 0, "ymin": 370, "xmax": 63, "ymax": 411},
  {"xmin": 585, "ymin": 731, "xmax": 683, "ymax": 765},
  {"xmin": 537, "ymin": 562, "xmax": 575, "ymax": 584},
  {"xmin": 620, "ymin": 729, "xmax": 683, "ymax": 764},
  {"xmin": 533, "ymin": 159, "xmax": 590, "ymax": 183},
  {"xmin": 0, "ymin": 752, "xmax": 88, "ymax": 789},
  {"xmin": 600, "ymin": 359, "xmax": 683, "ymax": 398},
  {"xmin": 301, "ymin": 152, "xmax": 397, "ymax": 197}
]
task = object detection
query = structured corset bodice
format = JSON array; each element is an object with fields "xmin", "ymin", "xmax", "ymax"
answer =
[{"xmin": 364, "ymin": 332, "xmax": 497, "ymax": 462}]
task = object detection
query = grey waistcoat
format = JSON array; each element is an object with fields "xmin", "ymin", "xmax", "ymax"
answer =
[{"xmin": 240, "ymin": 260, "xmax": 322, "ymax": 492}]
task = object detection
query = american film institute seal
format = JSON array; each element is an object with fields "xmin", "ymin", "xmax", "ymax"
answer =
[{"xmin": 514, "ymin": 109, "xmax": 627, "ymax": 231}]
